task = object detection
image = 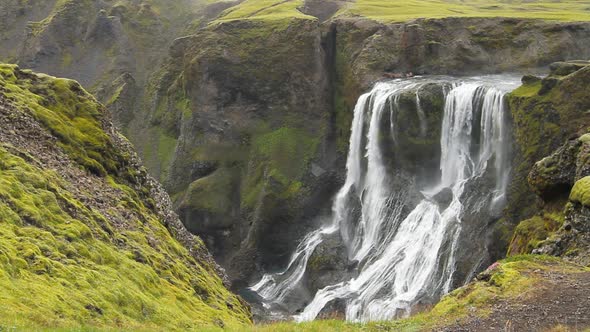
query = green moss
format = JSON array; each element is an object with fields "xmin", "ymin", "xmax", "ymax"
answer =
[
  {"xmin": 139, "ymin": 77, "xmax": 188, "ymax": 181},
  {"xmin": 214, "ymin": 0, "xmax": 314, "ymax": 23},
  {"xmin": 384, "ymin": 255, "xmax": 583, "ymax": 331},
  {"xmin": 508, "ymin": 92, "xmax": 559, "ymax": 162},
  {"xmin": 507, "ymin": 213, "xmax": 564, "ymax": 255},
  {"xmin": 579, "ymin": 133, "xmax": 590, "ymax": 144},
  {"xmin": 61, "ymin": 52, "xmax": 73, "ymax": 68},
  {"xmin": 105, "ymin": 85, "xmax": 124, "ymax": 106},
  {"xmin": 241, "ymin": 127, "xmax": 318, "ymax": 209},
  {"xmin": 344, "ymin": 0, "xmax": 590, "ymax": 22},
  {"xmin": 0, "ymin": 147, "xmax": 249, "ymax": 330},
  {"xmin": 308, "ymin": 254, "xmax": 331, "ymax": 271},
  {"xmin": 0, "ymin": 65, "xmax": 128, "ymax": 178},
  {"xmin": 570, "ymin": 176, "xmax": 590, "ymax": 207},
  {"xmin": 0, "ymin": 65, "xmax": 251, "ymax": 330},
  {"xmin": 333, "ymin": 43, "xmax": 360, "ymax": 152},
  {"xmin": 151, "ymin": 83, "xmax": 187, "ymax": 136},
  {"xmin": 179, "ymin": 167, "xmax": 238, "ymax": 215},
  {"xmin": 511, "ymin": 80, "xmax": 541, "ymax": 98},
  {"xmin": 191, "ymin": 143, "xmax": 248, "ymax": 165},
  {"xmin": 253, "ymin": 127, "xmax": 317, "ymax": 180}
]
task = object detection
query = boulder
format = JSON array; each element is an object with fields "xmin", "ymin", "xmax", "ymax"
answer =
[{"xmin": 432, "ymin": 187, "xmax": 454, "ymax": 208}]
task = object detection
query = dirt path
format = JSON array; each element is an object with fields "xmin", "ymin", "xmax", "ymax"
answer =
[{"xmin": 442, "ymin": 271, "xmax": 590, "ymax": 331}]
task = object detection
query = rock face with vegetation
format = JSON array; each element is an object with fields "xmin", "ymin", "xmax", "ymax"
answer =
[
  {"xmin": 124, "ymin": 8, "xmax": 590, "ymax": 288},
  {"xmin": 132, "ymin": 17, "xmax": 340, "ymax": 288},
  {"xmin": 507, "ymin": 62, "xmax": 590, "ymax": 267},
  {"xmin": 0, "ymin": 64, "xmax": 250, "ymax": 330},
  {"xmin": 0, "ymin": 0, "xmax": 224, "ymax": 130}
]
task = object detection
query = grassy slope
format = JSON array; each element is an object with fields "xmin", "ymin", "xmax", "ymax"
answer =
[
  {"xmin": 213, "ymin": 0, "xmax": 313, "ymax": 22},
  {"xmin": 208, "ymin": 0, "xmax": 590, "ymax": 22},
  {"xmin": 0, "ymin": 64, "xmax": 250, "ymax": 330},
  {"xmin": 343, "ymin": 0, "xmax": 590, "ymax": 22},
  {"xmin": 207, "ymin": 0, "xmax": 315, "ymax": 37},
  {"xmin": 28, "ymin": 255, "xmax": 589, "ymax": 332}
]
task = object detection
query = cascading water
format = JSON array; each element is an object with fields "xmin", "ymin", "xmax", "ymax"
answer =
[{"xmin": 250, "ymin": 76, "xmax": 520, "ymax": 322}]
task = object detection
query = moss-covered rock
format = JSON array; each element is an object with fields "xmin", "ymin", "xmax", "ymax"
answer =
[
  {"xmin": 549, "ymin": 60, "xmax": 590, "ymax": 76},
  {"xmin": 505, "ymin": 63, "xmax": 590, "ymax": 254},
  {"xmin": 306, "ymin": 232, "xmax": 351, "ymax": 293},
  {"xmin": 528, "ymin": 136, "xmax": 590, "ymax": 201},
  {"xmin": 0, "ymin": 64, "xmax": 251, "ymax": 330},
  {"xmin": 507, "ymin": 63, "xmax": 590, "ymax": 268},
  {"xmin": 96, "ymin": 72, "xmax": 138, "ymax": 132},
  {"xmin": 528, "ymin": 137, "xmax": 590, "ymax": 265},
  {"xmin": 177, "ymin": 166, "xmax": 240, "ymax": 241},
  {"xmin": 507, "ymin": 213, "xmax": 564, "ymax": 255},
  {"xmin": 567, "ymin": 177, "xmax": 590, "ymax": 234},
  {"xmin": 570, "ymin": 177, "xmax": 590, "ymax": 208}
]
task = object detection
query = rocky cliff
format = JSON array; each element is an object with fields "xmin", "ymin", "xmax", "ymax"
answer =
[
  {"xmin": 129, "ymin": 17, "xmax": 341, "ymax": 290},
  {"xmin": 138, "ymin": 16, "xmax": 590, "ymax": 289},
  {"xmin": 0, "ymin": 0, "xmax": 225, "ymax": 130},
  {"xmin": 0, "ymin": 64, "xmax": 250, "ymax": 330}
]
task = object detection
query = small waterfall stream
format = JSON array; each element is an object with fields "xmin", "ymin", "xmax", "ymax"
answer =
[{"xmin": 250, "ymin": 76, "xmax": 519, "ymax": 322}]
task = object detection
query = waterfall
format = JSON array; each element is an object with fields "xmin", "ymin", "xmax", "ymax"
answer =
[{"xmin": 250, "ymin": 76, "xmax": 519, "ymax": 322}]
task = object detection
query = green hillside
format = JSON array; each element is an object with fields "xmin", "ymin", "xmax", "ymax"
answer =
[{"xmin": 0, "ymin": 64, "xmax": 251, "ymax": 330}]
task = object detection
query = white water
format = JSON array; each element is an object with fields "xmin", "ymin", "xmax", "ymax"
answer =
[{"xmin": 250, "ymin": 76, "xmax": 519, "ymax": 322}]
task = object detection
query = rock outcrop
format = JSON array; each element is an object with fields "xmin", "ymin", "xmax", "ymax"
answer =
[
  {"xmin": 508, "ymin": 62, "xmax": 590, "ymax": 266},
  {"xmin": 332, "ymin": 18, "xmax": 590, "ymax": 85}
]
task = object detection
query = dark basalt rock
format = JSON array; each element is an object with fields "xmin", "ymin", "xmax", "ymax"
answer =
[
  {"xmin": 528, "ymin": 135, "xmax": 590, "ymax": 201},
  {"xmin": 566, "ymin": 201, "xmax": 590, "ymax": 234},
  {"xmin": 539, "ymin": 76, "xmax": 560, "ymax": 95},
  {"xmin": 334, "ymin": 17, "xmax": 590, "ymax": 87},
  {"xmin": 306, "ymin": 231, "xmax": 352, "ymax": 292},
  {"xmin": 521, "ymin": 74, "xmax": 541, "ymax": 85},
  {"xmin": 432, "ymin": 187, "xmax": 454, "ymax": 208},
  {"xmin": 381, "ymin": 82, "xmax": 447, "ymax": 183}
]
